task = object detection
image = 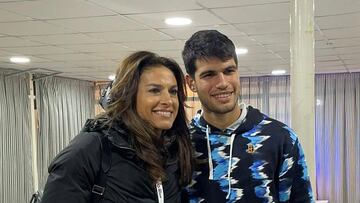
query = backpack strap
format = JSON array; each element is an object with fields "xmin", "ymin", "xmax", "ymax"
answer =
[
  {"xmin": 29, "ymin": 191, "xmax": 42, "ymax": 203},
  {"xmin": 91, "ymin": 133, "xmax": 112, "ymax": 203}
]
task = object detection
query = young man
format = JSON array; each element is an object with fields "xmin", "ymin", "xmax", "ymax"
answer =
[{"xmin": 182, "ymin": 30, "xmax": 314, "ymax": 203}]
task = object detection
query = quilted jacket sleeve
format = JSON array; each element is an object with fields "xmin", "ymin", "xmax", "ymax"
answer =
[{"xmin": 41, "ymin": 132, "xmax": 102, "ymax": 203}]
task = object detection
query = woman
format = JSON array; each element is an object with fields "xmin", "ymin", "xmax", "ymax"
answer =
[{"xmin": 41, "ymin": 51, "xmax": 193, "ymax": 203}]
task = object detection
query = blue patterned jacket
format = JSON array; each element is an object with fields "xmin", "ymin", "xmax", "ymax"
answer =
[{"xmin": 188, "ymin": 105, "xmax": 314, "ymax": 203}]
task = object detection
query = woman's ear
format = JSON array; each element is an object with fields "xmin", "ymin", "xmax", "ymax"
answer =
[{"xmin": 185, "ymin": 75, "xmax": 196, "ymax": 92}]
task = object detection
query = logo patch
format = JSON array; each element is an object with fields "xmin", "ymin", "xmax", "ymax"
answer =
[{"xmin": 246, "ymin": 143, "xmax": 255, "ymax": 153}]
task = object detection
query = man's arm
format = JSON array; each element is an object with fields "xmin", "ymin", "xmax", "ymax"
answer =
[{"xmin": 278, "ymin": 138, "xmax": 315, "ymax": 203}]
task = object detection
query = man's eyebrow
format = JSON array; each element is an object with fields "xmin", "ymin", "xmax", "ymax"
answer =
[
  {"xmin": 199, "ymin": 70, "xmax": 216, "ymax": 77},
  {"xmin": 225, "ymin": 65, "xmax": 237, "ymax": 70}
]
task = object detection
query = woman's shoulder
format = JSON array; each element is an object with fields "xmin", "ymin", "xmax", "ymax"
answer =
[
  {"xmin": 71, "ymin": 131, "xmax": 104, "ymax": 150},
  {"xmin": 49, "ymin": 131, "xmax": 104, "ymax": 171}
]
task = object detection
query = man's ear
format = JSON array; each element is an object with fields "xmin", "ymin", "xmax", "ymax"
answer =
[{"xmin": 185, "ymin": 74, "xmax": 197, "ymax": 92}]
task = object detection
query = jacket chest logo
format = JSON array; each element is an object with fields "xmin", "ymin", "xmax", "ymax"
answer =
[{"xmin": 246, "ymin": 143, "xmax": 255, "ymax": 153}]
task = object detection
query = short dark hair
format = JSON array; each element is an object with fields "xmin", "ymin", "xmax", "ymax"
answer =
[{"xmin": 182, "ymin": 30, "xmax": 238, "ymax": 77}]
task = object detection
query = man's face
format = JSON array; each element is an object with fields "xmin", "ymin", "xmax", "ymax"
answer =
[{"xmin": 186, "ymin": 57, "xmax": 240, "ymax": 115}]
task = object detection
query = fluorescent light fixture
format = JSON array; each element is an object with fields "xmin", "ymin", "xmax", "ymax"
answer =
[
  {"xmin": 108, "ymin": 74, "xmax": 116, "ymax": 81},
  {"xmin": 165, "ymin": 17, "xmax": 192, "ymax": 26},
  {"xmin": 236, "ymin": 48, "xmax": 248, "ymax": 55},
  {"xmin": 10, "ymin": 56, "xmax": 30, "ymax": 64},
  {"xmin": 271, "ymin": 69, "xmax": 286, "ymax": 75}
]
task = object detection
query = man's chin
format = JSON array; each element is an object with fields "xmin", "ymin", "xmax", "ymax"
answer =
[{"xmin": 209, "ymin": 104, "xmax": 237, "ymax": 114}]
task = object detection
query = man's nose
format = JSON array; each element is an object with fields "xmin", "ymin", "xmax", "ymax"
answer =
[{"xmin": 216, "ymin": 73, "xmax": 228, "ymax": 89}]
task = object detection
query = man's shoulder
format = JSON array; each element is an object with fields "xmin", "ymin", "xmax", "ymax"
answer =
[{"xmin": 247, "ymin": 113, "xmax": 299, "ymax": 146}]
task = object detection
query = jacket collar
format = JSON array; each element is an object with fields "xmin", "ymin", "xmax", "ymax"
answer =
[
  {"xmin": 190, "ymin": 105, "xmax": 265, "ymax": 135},
  {"xmin": 83, "ymin": 118, "xmax": 134, "ymax": 151}
]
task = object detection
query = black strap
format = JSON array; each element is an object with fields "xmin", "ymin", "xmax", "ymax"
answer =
[
  {"xmin": 29, "ymin": 191, "xmax": 42, "ymax": 203},
  {"xmin": 91, "ymin": 133, "xmax": 111, "ymax": 203}
]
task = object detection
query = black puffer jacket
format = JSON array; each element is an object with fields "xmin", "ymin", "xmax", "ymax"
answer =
[{"xmin": 41, "ymin": 119, "xmax": 184, "ymax": 203}]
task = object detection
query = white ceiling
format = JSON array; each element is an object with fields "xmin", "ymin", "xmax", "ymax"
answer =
[{"xmin": 0, "ymin": 0, "xmax": 359, "ymax": 81}]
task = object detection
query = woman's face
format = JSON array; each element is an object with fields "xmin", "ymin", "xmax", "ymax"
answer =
[{"xmin": 136, "ymin": 66, "xmax": 179, "ymax": 134}]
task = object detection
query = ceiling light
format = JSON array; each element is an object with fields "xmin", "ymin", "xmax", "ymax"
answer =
[
  {"xmin": 165, "ymin": 17, "xmax": 192, "ymax": 26},
  {"xmin": 108, "ymin": 74, "xmax": 115, "ymax": 81},
  {"xmin": 271, "ymin": 70, "xmax": 286, "ymax": 75},
  {"xmin": 10, "ymin": 56, "xmax": 30, "ymax": 64},
  {"xmin": 236, "ymin": 48, "xmax": 248, "ymax": 55}
]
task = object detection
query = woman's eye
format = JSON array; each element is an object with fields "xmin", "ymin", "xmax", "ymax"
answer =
[
  {"xmin": 149, "ymin": 88, "xmax": 160, "ymax": 93},
  {"xmin": 170, "ymin": 89, "xmax": 178, "ymax": 96}
]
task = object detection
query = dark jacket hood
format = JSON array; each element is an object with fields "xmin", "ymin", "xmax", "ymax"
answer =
[{"xmin": 82, "ymin": 118, "xmax": 134, "ymax": 150}]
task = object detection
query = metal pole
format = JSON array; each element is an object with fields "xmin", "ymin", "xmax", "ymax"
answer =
[{"xmin": 28, "ymin": 73, "xmax": 39, "ymax": 191}]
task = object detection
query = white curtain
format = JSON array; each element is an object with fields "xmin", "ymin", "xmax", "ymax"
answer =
[
  {"xmin": 0, "ymin": 70, "xmax": 33, "ymax": 203},
  {"xmin": 315, "ymin": 73, "xmax": 360, "ymax": 203},
  {"xmin": 35, "ymin": 76, "xmax": 95, "ymax": 188},
  {"xmin": 239, "ymin": 73, "xmax": 360, "ymax": 203},
  {"xmin": 240, "ymin": 76, "xmax": 291, "ymax": 125}
]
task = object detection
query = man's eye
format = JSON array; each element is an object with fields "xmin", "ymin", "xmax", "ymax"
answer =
[
  {"xmin": 224, "ymin": 69, "xmax": 236, "ymax": 75},
  {"xmin": 201, "ymin": 73, "xmax": 214, "ymax": 78}
]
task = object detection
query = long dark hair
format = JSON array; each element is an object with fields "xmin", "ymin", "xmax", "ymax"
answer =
[{"xmin": 104, "ymin": 51, "xmax": 192, "ymax": 185}]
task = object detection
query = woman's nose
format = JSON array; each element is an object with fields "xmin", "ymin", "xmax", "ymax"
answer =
[{"xmin": 160, "ymin": 91, "xmax": 173, "ymax": 105}]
